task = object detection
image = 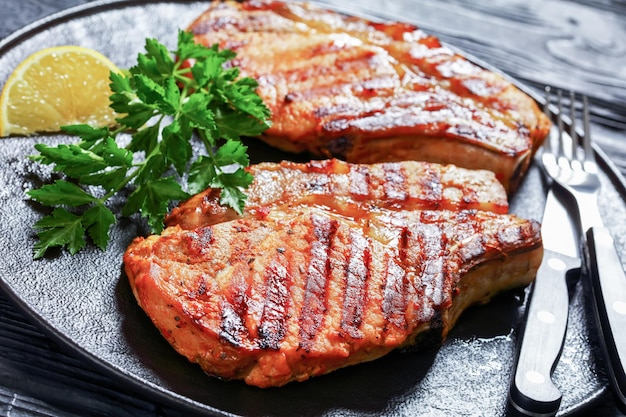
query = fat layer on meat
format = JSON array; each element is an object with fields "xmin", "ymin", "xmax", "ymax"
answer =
[{"xmin": 166, "ymin": 158, "xmax": 509, "ymax": 230}]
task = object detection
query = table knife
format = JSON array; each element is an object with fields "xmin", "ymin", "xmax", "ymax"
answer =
[
  {"xmin": 584, "ymin": 220, "xmax": 626, "ymax": 407},
  {"xmin": 508, "ymin": 188, "xmax": 581, "ymax": 417}
]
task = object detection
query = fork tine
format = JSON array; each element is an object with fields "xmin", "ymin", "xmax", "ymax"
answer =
[
  {"xmin": 569, "ymin": 91, "xmax": 578, "ymax": 160},
  {"xmin": 556, "ymin": 90, "xmax": 565, "ymax": 159},
  {"xmin": 582, "ymin": 95, "xmax": 595, "ymax": 166},
  {"xmin": 540, "ymin": 87, "xmax": 561, "ymax": 179},
  {"xmin": 543, "ymin": 86, "xmax": 554, "ymax": 154}
]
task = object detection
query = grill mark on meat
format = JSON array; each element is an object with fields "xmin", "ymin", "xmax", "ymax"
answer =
[
  {"xmin": 269, "ymin": 45, "xmax": 392, "ymax": 96},
  {"xmin": 219, "ymin": 263, "xmax": 254, "ymax": 349},
  {"xmin": 340, "ymin": 230, "xmax": 371, "ymax": 339},
  {"xmin": 382, "ymin": 226, "xmax": 410, "ymax": 334},
  {"xmin": 186, "ymin": 227, "xmax": 214, "ymax": 257},
  {"xmin": 326, "ymin": 136, "xmax": 351, "ymax": 159},
  {"xmin": 258, "ymin": 257, "xmax": 291, "ymax": 350},
  {"xmin": 348, "ymin": 164, "xmax": 370, "ymax": 199},
  {"xmin": 299, "ymin": 213, "xmax": 338, "ymax": 352},
  {"xmin": 307, "ymin": 173, "xmax": 330, "ymax": 193},
  {"xmin": 411, "ymin": 215, "xmax": 447, "ymax": 320},
  {"xmin": 417, "ymin": 165, "xmax": 443, "ymax": 207},
  {"xmin": 383, "ymin": 162, "xmax": 408, "ymax": 202},
  {"xmin": 275, "ymin": 42, "xmax": 380, "ymax": 90},
  {"xmin": 453, "ymin": 211, "xmax": 489, "ymax": 271},
  {"xmin": 220, "ymin": 298, "xmax": 251, "ymax": 348}
]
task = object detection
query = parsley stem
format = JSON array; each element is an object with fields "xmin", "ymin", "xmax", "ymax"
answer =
[{"xmin": 197, "ymin": 128, "xmax": 216, "ymax": 159}]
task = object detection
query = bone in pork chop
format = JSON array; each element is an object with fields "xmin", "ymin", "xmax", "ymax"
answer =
[
  {"xmin": 187, "ymin": 0, "xmax": 551, "ymax": 192},
  {"xmin": 124, "ymin": 160, "xmax": 542, "ymax": 388}
]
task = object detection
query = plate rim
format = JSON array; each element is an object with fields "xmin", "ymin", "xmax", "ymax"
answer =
[{"xmin": 1, "ymin": 0, "xmax": 623, "ymax": 415}]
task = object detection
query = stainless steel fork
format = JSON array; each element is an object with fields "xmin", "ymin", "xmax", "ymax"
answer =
[{"xmin": 541, "ymin": 88, "xmax": 626, "ymax": 408}]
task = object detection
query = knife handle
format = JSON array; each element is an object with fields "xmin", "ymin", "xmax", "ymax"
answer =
[
  {"xmin": 508, "ymin": 249, "xmax": 579, "ymax": 417},
  {"xmin": 585, "ymin": 226, "xmax": 626, "ymax": 407}
]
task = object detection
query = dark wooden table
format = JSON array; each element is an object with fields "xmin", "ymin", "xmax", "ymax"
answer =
[{"xmin": 1, "ymin": 0, "xmax": 625, "ymax": 416}]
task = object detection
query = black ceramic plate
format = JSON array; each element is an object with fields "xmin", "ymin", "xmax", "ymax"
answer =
[{"xmin": 1, "ymin": 1, "xmax": 625, "ymax": 416}]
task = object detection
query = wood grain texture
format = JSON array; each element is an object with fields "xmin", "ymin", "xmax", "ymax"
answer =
[{"xmin": 0, "ymin": 0, "xmax": 625, "ymax": 416}]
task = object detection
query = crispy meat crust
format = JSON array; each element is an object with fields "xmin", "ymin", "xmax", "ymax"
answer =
[
  {"xmin": 126, "ymin": 160, "xmax": 541, "ymax": 387},
  {"xmin": 165, "ymin": 158, "xmax": 509, "ymax": 230},
  {"xmin": 125, "ymin": 206, "xmax": 541, "ymax": 387}
]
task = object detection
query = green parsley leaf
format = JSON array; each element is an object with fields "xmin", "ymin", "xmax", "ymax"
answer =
[
  {"xmin": 28, "ymin": 30, "xmax": 271, "ymax": 258},
  {"xmin": 27, "ymin": 180, "xmax": 97, "ymax": 207},
  {"xmin": 141, "ymin": 37, "xmax": 175, "ymax": 79},
  {"xmin": 80, "ymin": 168, "xmax": 129, "ymax": 193},
  {"xmin": 123, "ymin": 177, "xmax": 189, "ymax": 233},
  {"xmin": 31, "ymin": 143, "xmax": 109, "ymax": 177},
  {"xmin": 215, "ymin": 139, "xmax": 250, "ymax": 167},
  {"xmin": 187, "ymin": 155, "xmax": 218, "ymax": 195},
  {"xmin": 180, "ymin": 93, "xmax": 216, "ymax": 131},
  {"xmin": 133, "ymin": 74, "xmax": 175, "ymax": 114},
  {"xmin": 32, "ymin": 208, "xmax": 86, "ymax": 259},
  {"xmin": 220, "ymin": 185, "xmax": 249, "ymax": 216},
  {"xmin": 61, "ymin": 124, "xmax": 110, "ymax": 144},
  {"xmin": 127, "ymin": 122, "xmax": 159, "ymax": 154},
  {"xmin": 161, "ymin": 120, "xmax": 192, "ymax": 175},
  {"xmin": 82, "ymin": 204, "xmax": 116, "ymax": 251}
]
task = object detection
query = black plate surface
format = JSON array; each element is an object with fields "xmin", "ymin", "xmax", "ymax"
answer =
[{"xmin": 1, "ymin": 1, "xmax": 625, "ymax": 416}]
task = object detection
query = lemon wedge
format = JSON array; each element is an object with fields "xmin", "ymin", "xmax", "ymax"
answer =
[{"xmin": 0, "ymin": 45, "xmax": 120, "ymax": 136}]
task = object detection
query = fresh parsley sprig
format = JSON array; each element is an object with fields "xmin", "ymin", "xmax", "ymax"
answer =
[{"xmin": 27, "ymin": 31, "xmax": 271, "ymax": 259}]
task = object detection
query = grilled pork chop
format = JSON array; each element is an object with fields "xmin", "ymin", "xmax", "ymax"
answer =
[
  {"xmin": 125, "ymin": 160, "xmax": 541, "ymax": 387},
  {"xmin": 125, "ymin": 206, "xmax": 541, "ymax": 388},
  {"xmin": 165, "ymin": 158, "xmax": 509, "ymax": 230},
  {"xmin": 187, "ymin": 0, "xmax": 551, "ymax": 191}
]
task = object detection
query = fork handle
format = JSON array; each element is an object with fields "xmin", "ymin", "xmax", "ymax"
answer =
[{"xmin": 585, "ymin": 226, "xmax": 626, "ymax": 407}]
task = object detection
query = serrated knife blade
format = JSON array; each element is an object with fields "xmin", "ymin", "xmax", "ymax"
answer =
[{"xmin": 507, "ymin": 187, "xmax": 582, "ymax": 417}]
